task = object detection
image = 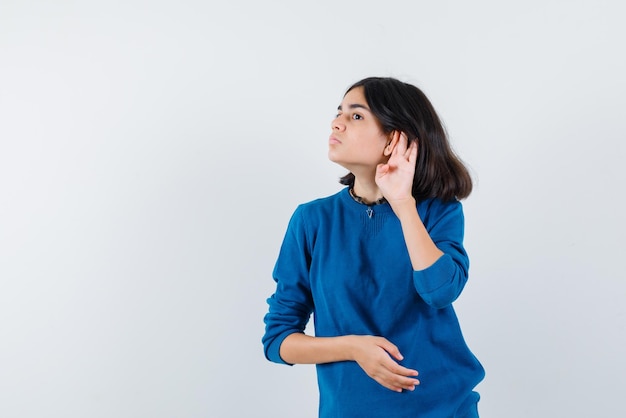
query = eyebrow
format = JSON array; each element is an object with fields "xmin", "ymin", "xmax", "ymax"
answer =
[{"xmin": 337, "ymin": 103, "xmax": 371, "ymax": 112}]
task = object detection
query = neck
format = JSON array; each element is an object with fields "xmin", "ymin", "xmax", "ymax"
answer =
[{"xmin": 352, "ymin": 177, "xmax": 384, "ymax": 204}]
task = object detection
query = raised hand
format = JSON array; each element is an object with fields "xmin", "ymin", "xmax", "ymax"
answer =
[
  {"xmin": 375, "ymin": 131, "xmax": 418, "ymax": 204},
  {"xmin": 348, "ymin": 335, "xmax": 420, "ymax": 392}
]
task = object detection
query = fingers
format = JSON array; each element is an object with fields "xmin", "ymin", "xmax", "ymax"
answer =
[
  {"xmin": 374, "ymin": 356, "xmax": 420, "ymax": 392},
  {"xmin": 388, "ymin": 361, "xmax": 419, "ymax": 379},
  {"xmin": 375, "ymin": 337, "xmax": 403, "ymax": 360},
  {"xmin": 390, "ymin": 131, "xmax": 415, "ymax": 161},
  {"xmin": 376, "ymin": 163, "xmax": 389, "ymax": 177},
  {"xmin": 374, "ymin": 337, "xmax": 420, "ymax": 392},
  {"xmin": 400, "ymin": 133, "xmax": 417, "ymax": 159},
  {"xmin": 386, "ymin": 375, "xmax": 421, "ymax": 393},
  {"xmin": 394, "ymin": 131, "xmax": 407, "ymax": 155},
  {"xmin": 352, "ymin": 336, "xmax": 421, "ymax": 392},
  {"xmin": 382, "ymin": 355, "xmax": 419, "ymax": 380}
]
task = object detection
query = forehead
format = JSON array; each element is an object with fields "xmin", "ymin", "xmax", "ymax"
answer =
[
  {"xmin": 339, "ymin": 87, "xmax": 372, "ymax": 112},
  {"xmin": 342, "ymin": 86, "xmax": 367, "ymax": 105}
]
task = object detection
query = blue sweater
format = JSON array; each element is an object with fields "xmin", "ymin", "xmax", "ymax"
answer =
[{"xmin": 263, "ymin": 188, "xmax": 484, "ymax": 417}]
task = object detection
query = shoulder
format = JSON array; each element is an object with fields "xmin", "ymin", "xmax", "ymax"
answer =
[
  {"xmin": 417, "ymin": 197, "xmax": 465, "ymax": 231},
  {"xmin": 285, "ymin": 189, "xmax": 345, "ymax": 231},
  {"xmin": 419, "ymin": 197, "xmax": 463, "ymax": 214},
  {"xmin": 293, "ymin": 189, "xmax": 345, "ymax": 218}
]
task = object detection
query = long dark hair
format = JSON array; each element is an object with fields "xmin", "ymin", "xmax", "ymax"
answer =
[{"xmin": 339, "ymin": 77, "xmax": 472, "ymax": 201}]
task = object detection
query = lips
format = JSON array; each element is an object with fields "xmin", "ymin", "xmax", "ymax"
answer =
[{"xmin": 329, "ymin": 135, "xmax": 342, "ymax": 144}]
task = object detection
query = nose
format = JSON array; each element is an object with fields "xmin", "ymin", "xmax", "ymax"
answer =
[{"xmin": 331, "ymin": 116, "xmax": 345, "ymax": 132}]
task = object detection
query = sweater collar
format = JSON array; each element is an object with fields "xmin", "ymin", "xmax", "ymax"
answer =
[{"xmin": 340, "ymin": 187, "xmax": 394, "ymax": 215}]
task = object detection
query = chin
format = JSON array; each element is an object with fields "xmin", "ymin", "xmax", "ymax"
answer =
[{"xmin": 327, "ymin": 153, "xmax": 344, "ymax": 165}]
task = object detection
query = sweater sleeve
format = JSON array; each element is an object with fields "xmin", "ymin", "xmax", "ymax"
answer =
[
  {"xmin": 262, "ymin": 206, "xmax": 315, "ymax": 365},
  {"xmin": 412, "ymin": 199, "xmax": 470, "ymax": 309}
]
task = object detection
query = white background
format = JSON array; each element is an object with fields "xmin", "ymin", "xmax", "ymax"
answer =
[{"xmin": 1, "ymin": 1, "xmax": 625, "ymax": 417}]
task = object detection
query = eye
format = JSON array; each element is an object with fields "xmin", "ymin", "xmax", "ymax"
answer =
[{"xmin": 352, "ymin": 113, "xmax": 363, "ymax": 120}]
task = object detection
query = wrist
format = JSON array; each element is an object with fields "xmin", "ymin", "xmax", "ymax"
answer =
[
  {"xmin": 340, "ymin": 335, "xmax": 358, "ymax": 361},
  {"xmin": 388, "ymin": 197, "xmax": 417, "ymax": 218}
]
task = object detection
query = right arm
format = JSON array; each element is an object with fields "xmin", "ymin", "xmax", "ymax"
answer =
[
  {"xmin": 280, "ymin": 333, "xmax": 420, "ymax": 393},
  {"xmin": 263, "ymin": 207, "xmax": 418, "ymax": 392}
]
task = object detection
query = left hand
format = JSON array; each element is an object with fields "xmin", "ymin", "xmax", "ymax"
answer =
[{"xmin": 375, "ymin": 131, "xmax": 418, "ymax": 203}]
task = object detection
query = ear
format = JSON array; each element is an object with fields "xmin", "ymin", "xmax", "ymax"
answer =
[{"xmin": 383, "ymin": 131, "xmax": 399, "ymax": 156}]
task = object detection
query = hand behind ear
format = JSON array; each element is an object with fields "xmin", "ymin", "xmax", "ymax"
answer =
[
  {"xmin": 384, "ymin": 131, "xmax": 401, "ymax": 157},
  {"xmin": 376, "ymin": 132, "xmax": 418, "ymax": 202}
]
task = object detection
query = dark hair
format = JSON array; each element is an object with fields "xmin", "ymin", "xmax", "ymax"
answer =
[{"xmin": 339, "ymin": 77, "xmax": 472, "ymax": 201}]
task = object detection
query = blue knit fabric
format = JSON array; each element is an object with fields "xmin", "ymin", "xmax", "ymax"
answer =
[{"xmin": 263, "ymin": 188, "xmax": 484, "ymax": 417}]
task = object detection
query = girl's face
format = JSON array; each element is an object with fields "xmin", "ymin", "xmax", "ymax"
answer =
[{"xmin": 328, "ymin": 86, "xmax": 391, "ymax": 173}]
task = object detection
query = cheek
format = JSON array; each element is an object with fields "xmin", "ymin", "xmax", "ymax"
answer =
[{"xmin": 362, "ymin": 140, "xmax": 388, "ymax": 161}]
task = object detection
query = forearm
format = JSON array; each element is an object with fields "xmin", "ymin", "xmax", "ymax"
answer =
[
  {"xmin": 390, "ymin": 198, "xmax": 444, "ymax": 271},
  {"xmin": 279, "ymin": 333, "xmax": 355, "ymax": 365}
]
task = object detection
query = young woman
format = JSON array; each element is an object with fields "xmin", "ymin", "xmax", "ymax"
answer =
[{"xmin": 262, "ymin": 77, "xmax": 485, "ymax": 417}]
